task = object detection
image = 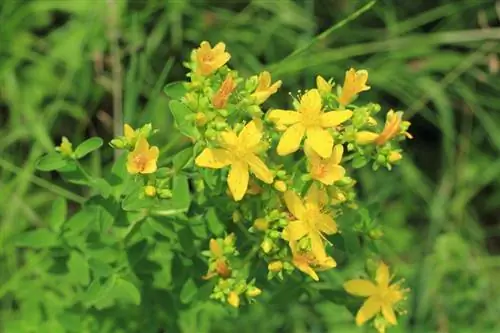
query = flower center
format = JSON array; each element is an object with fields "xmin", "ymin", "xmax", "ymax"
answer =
[
  {"xmin": 201, "ymin": 52, "xmax": 214, "ymax": 63},
  {"xmin": 301, "ymin": 113, "xmax": 321, "ymax": 128},
  {"xmin": 311, "ymin": 162, "xmax": 327, "ymax": 179},
  {"xmin": 133, "ymin": 154, "xmax": 148, "ymax": 171}
]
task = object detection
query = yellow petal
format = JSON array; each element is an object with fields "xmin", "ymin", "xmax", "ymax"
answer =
[
  {"xmin": 305, "ymin": 183, "xmax": 328, "ymax": 208},
  {"xmin": 256, "ymin": 71, "xmax": 271, "ymax": 90},
  {"xmin": 135, "ymin": 137, "xmax": 149, "ymax": 153},
  {"xmin": 376, "ymin": 262, "xmax": 390, "ymax": 288},
  {"xmin": 356, "ymin": 297, "xmax": 381, "ymax": 326},
  {"xmin": 356, "ymin": 131, "xmax": 379, "ymax": 145},
  {"xmin": 320, "ymin": 110, "xmax": 353, "ymax": 127},
  {"xmin": 124, "ymin": 124, "xmax": 135, "ymax": 140},
  {"xmin": 227, "ymin": 161, "xmax": 249, "ymax": 201},
  {"xmin": 195, "ymin": 148, "xmax": 232, "ymax": 169},
  {"xmin": 126, "ymin": 154, "xmax": 141, "ymax": 174},
  {"xmin": 246, "ymin": 154, "xmax": 273, "ymax": 184},
  {"xmin": 277, "ymin": 123, "xmax": 305, "ymax": 156},
  {"xmin": 309, "ymin": 232, "xmax": 327, "ymax": 259},
  {"xmin": 382, "ymin": 305, "xmax": 397, "ymax": 325},
  {"xmin": 317, "ymin": 165, "xmax": 345, "ymax": 185},
  {"xmin": 147, "ymin": 145, "xmax": 160, "ymax": 161},
  {"xmin": 344, "ymin": 279, "xmax": 377, "ymax": 297},
  {"xmin": 219, "ymin": 131, "xmax": 238, "ymax": 148},
  {"xmin": 316, "ymin": 213, "xmax": 338, "ymax": 235},
  {"xmin": 284, "ymin": 190, "xmax": 306, "ymax": 220},
  {"xmin": 299, "ymin": 89, "xmax": 322, "ymax": 116},
  {"xmin": 316, "ymin": 75, "xmax": 332, "ymax": 94},
  {"xmin": 306, "ymin": 127, "xmax": 333, "ymax": 159},
  {"xmin": 267, "ymin": 110, "xmax": 300, "ymax": 126},
  {"xmin": 317, "ymin": 255, "xmax": 337, "ymax": 270},
  {"xmin": 213, "ymin": 42, "xmax": 226, "ymax": 54},
  {"xmin": 330, "ymin": 144, "xmax": 344, "ymax": 165},
  {"xmin": 293, "ymin": 257, "xmax": 319, "ymax": 281},
  {"xmin": 209, "ymin": 239, "xmax": 223, "ymax": 257},
  {"xmin": 239, "ymin": 120, "xmax": 263, "ymax": 151},
  {"xmin": 283, "ymin": 220, "xmax": 308, "ymax": 241}
]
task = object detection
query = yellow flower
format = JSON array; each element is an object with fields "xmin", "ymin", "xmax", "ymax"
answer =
[
  {"xmin": 212, "ymin": 74, "xmax": 237, "ymax": 109},
  {"xmin": 305, "ymin": 143, "xmax": 345, "ymax": 185},
  {"xmin": 282, "ymin": 184, "xmax": 338, "ymax": 259},
  {"xmin": 268, "ymin": 89, "xmax": 352, "ymax": 158},
  {"xmin": 290, "ymin": 241, "xmax": 336, "ymax": 281},
  {"xmin": 251, "ymin": 71, "xmax": 282, "ymax": 105},
  {"xmin": 126, "ymin": 137, "xmax": 159, "ymax": 174},
  {"xmin": 338, "ymin": 68, "xmax": 370, "ymax": 106},
  {"xmin": 356, "ymin": 110, "xmax": 412, "ymax": 146},
  {"xmin": 58, "ymin": 137, "xmax": 73, "ymax": 157},
  {"xmin": 195, "ymin": 41, "xmax": 231, "ymax": 76},
  {"xmin": 344, "ymin": 262, "xmax": 405, "ymax": 328},
  {"xmin": 195, "ymin": 120, "xmax": 274, "ymax": 201},
  {"xmin": 316, "ymin": 75, "xmax": 333, "ymax": 95}
]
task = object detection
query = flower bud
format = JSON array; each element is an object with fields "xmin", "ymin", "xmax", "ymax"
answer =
[
  {"xmin": 356, "ymin": 131, "xmax": 378, "ymax": 145},
  {"xmin": 369, "ymin": 229, "xmax": 384, "ymax": 240},
  {"xmin": 253, "ymin": 218, "xmax": 269, "ymax": 231},
  {"xmin": 109, "ymin": 138, "xmax": 127, "ymax": 149},
  {"xmin": 316, "ymin": 75, "xmax": 333, "ymax": 95},
  {"xmin": 139, "ymin": 123, "xmax": 154, "ymax": 137},
  {"xmin": 247, "ymin": 105, "xmax": 263, "ymax": 118},
  {"xmin": 246, "ymin": 286, "xmax": 262, "ymax": 297},
  {"xmin": 268, "ymin": 261, "xmax": 283, "ymax": 272},
  {"xmin": 261, "ymin": 239, "xmax": 273, "ymax": 254},
  {"xmin": 157, "ymin": 189, "xmax": 172, "ymax": 199},
  {"xmin": 273, "ymin": 180, "xmax": 287, "ymax": 192},
  {"xmin": 227, "ymin": 291, "xmax": 240, "ymax": 308},
  {"xmin": 195, "ymin": 112, "xmax": 208, "ymax": 126},
  {"xmin": 144, "ymin": 185, "xmax": 156, "ymax": 197},
  {"xmin": 388, "ymin": 151, "xmax": 402, "ymax": 163},
  {"xmin": 232, "ymin": 211, "xmax": 242, "ymax": 223}
]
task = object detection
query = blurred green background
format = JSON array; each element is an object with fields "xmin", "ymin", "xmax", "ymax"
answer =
[{"xmin": 1, "ymin": 0, "xmax": 500, "ymax": 332}]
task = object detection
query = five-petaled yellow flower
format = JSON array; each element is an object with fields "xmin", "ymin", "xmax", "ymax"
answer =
[
  {"xmin": 356, "ymin": 110, "xmax": 413, "ymax": 146},
  {"xmin": 268, "ymin": 89, "xmax": 352, "ymax": 158},
  {"xmin": 305, "ymin": 143, "xmax": 345, "ymax": 185},
  {"xmin": 195, "ymin": 41, "xmax": 231, "ymax": 76},
  {"xmin": 195, "ymin": 120, "xmax": 274, "ymax": 201},
  {"xmin": 251, "ymin": 71, "xmax": 282, "ymax": 105},
  {"xmin": 282, "ymin": 184, "xmax": 338, "ymax": 259},
  {"xmin": 127, "ymin": 137, "xmax": 159, "ymax": 174},
  {"xmin": 289, "ymin": 239, "xmax": 336, "ymax": 281},
  {"xmin": 344, "ymin": 262, "xmax": 405, "ymax": 329},
  {"xmin": 338, "ymin": 68, "xmax": 370, "ymax": 106}
]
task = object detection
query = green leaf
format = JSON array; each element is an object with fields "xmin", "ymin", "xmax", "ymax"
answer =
[
  {"xmin": 74, "ymin": 137, "xmax": 103, "ymax": 159},
  {"xmin": 352, "ymin": 155, "xmax": 368, "ymax": 169},
  {"xmin": 68, "ymin": 251, "xmax": 90, "ymax": 285},
  {"xmin": 12, "ymin": 229, "xmax": 59, "ymax": 248},
  {"xmin": 173, "ymin": 147, "xmax": 194, "ymax": 171},
  {"xmin": 206, "ymin": 208, "xmax": 224, "ymax": 236},
  {"xmin": 169, "ymin": 100, "xmax": 200, "ymax": 140},
  {"xmin": 180, "ymin": 278, "xmax": 198, "ymax": 304},
  {"xmin": 163, "ymin": 81, "xmax": 187, "ymax": 99},
  {"xmin": 88, "ymin": 258, "xmax": 114, "ymax": 277},
  {"xmin": 177, "ymin": 226, "xmax": 196, "ymax": 257},
  {"xmin": 36, "ymin": 153, "xmax": 68, "ymax": 171},
  {"xmin": 112, "ymin": 278, "xmax": 141, "ymax": 305},
  {"xmin": 49, "ymin": 197, "xmax": 67, "ymax": 232},
  {"xmin": 84, "ymin": 276, "xmax": 116, "ymax": 306}
]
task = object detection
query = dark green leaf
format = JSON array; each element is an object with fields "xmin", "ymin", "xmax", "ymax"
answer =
[
  {"xmin": 68, "ymin": 251, "xmax": 90, "ymax": 285},
  {"xmin": 206, "ymin": 208, "xmax": 224, "ymax": 236},
  {"xmin": 36, "ymin": 153, "xmax": 68, "ymax": 171},
  {"xmin": 173, "ymin": 146, "xmax": 194, "ymax": 171},
  {"xmin": 74, "ymin": 137, "xmax": 103, "ymax": 159}
]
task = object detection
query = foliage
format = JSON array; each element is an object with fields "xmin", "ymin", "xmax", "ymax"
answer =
[{"xmin": 1, "ymin": 0, "xmax": 500, "ymax": 333}]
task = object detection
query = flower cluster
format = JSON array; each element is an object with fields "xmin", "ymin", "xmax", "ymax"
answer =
[{"xmin": 104, "ymin": 41, "xmax": 412, "ymax": 332}]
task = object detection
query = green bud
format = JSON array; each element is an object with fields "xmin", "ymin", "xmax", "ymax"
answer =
[
  {"xmin": 139, "ymin": 123, "xmax": 154, "ymax": 137},
  {"xmin": 268, "ymin": 230, "xmax": 281, "ymax": 239},
  {"xmin": 337, "ymin": 177, "xmax": 355, "ymax": 187},
  {"xmin": 205, "ymin": 128, "xmax": 217, "ymax": 140},
  {"xmin": 301, "ymin": 174, "xmax": 312, "ymax": 182},
  {"xmin": 245, "ymin": 75, "xmax": 259, "ymax": 92},
  {"xmin": 109, "ymin": 138, "xmax": 127, "ymax": 149},
  {"xmin": 157, "ymin": 189, "xmax": 173, "ymax": 199},
  {"xmin": 275, "ymin": 170, "xmax": 287, "ymax": 179},
  {"xmin": 283, "ymin": 261, "xmax": 294, "ymax": 271},
  {"xmin": 369, "ymin": 228, "xmax": 384, "ymax": 240},
  {"xmin": 217, "ymin": 109, "xmax": 229, "ymax": 117},
  {"xmin": 214, "ymin": 120, "xmax": 228, "ymax": 130},
  {"xmin": 376, "ymin": 154, "xmax": 386, "ymax": 164},
  {"xmin": 247, "ymin": 105, "xmax": 263, "ymax": 118},
  {"xmin": 268, "ymin": 209, "xmax": 281, "ymax": 220}
]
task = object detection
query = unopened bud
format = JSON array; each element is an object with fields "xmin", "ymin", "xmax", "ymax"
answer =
[
  {"xmin": 144, "ymin": 185, "xmax": 156, "ymax": 197},
  {"xmin": 227, "ymin": 291, "xmax": 240, "ymax": 308},
  {"xmin": 195, "ymin": 112, "xmax": 208, "ymax": 126},
  {"xmin": 261, "ymin": 239, "xmax": 273, "ymax": 254},
  {"xmin": 369, "ymin": 229, "xmax": 384, "ymax": 240},
  {"xmin": 356, "ymin": 131, "xmax": 378, "ymax": 145},
  {"xmin": 246, "ymin": 286, "xmax": 262, "ymax": 297},
  {"xmin": 268, "ymin": 261, "xmax": 283, "ymax": 272},
  {"xmin": 232, "ymin": 211, "xmax": 242, "ymax": 223},
  {"xmin": 273, "ymin": 180, "xmax": 287, "ymax": 192},
  {"xmin": 388, "ymin": 151, "xmax": 402, "ymax": 163},
  {"xmin": 157, "ymin": 189, "xmax": 172, "ymax": 199},
  {"xmin": 109, "ymin": 138, "xmax": 127, "ymax": 149},
  {"xmin": 253, "ymin": 218, "xmax": 269, "ymax": 231}
]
